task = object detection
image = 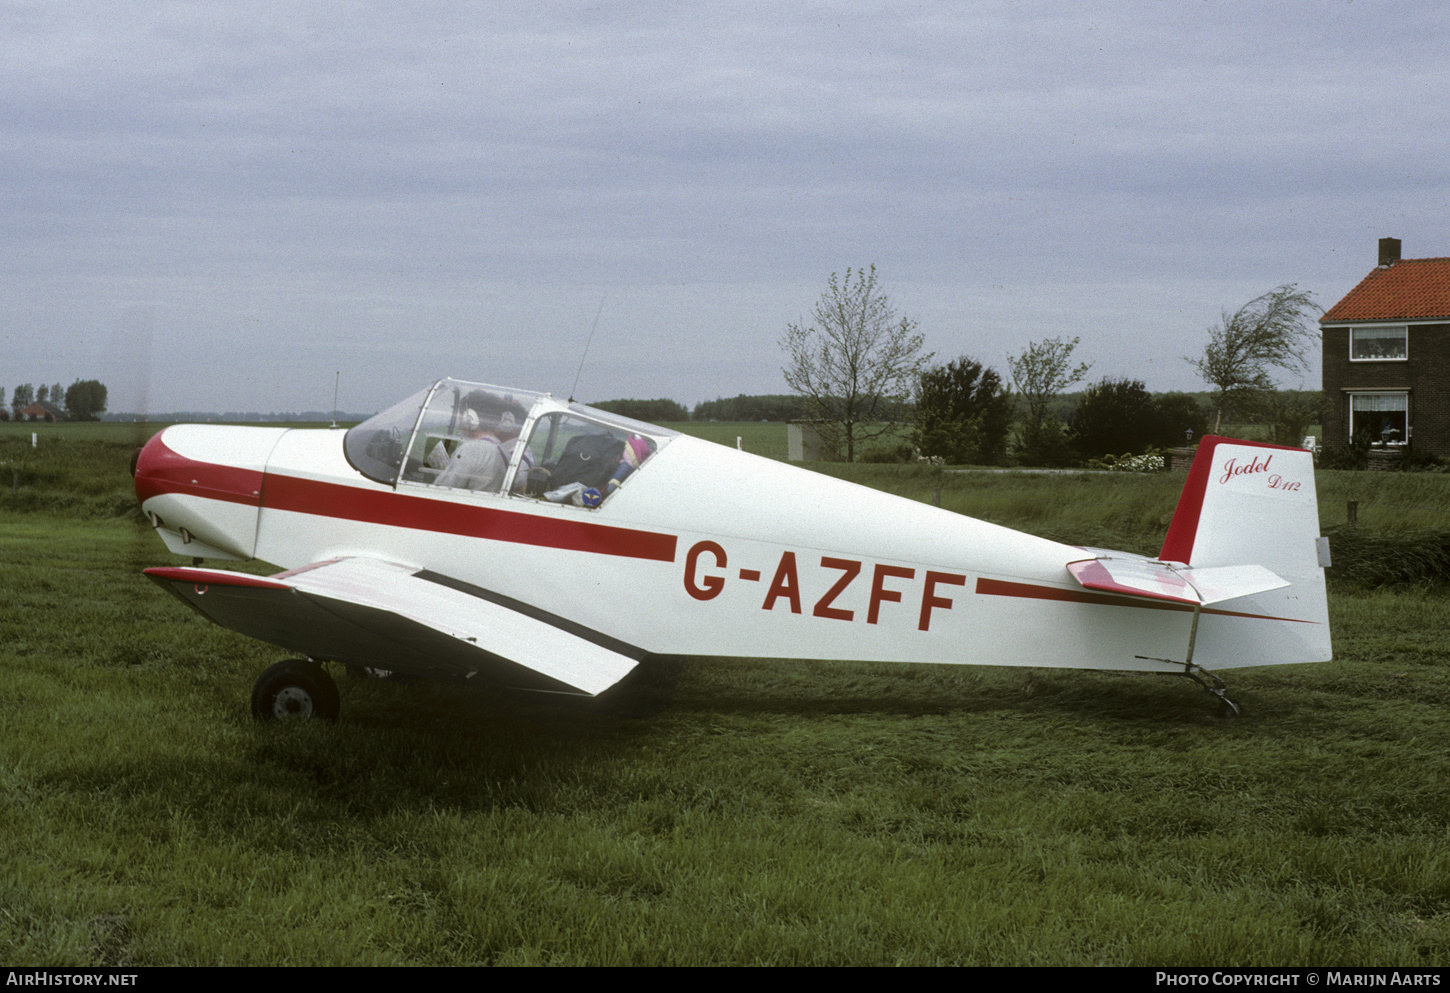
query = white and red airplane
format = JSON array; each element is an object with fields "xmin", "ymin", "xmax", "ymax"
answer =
[{"xmin": 133, "ymin": 377, "xmax": 1331, "ymax": 721}]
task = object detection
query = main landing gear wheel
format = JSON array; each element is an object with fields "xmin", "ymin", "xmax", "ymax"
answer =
[{"xmin": 251, "ymin": 659, "xmax": 340, "ymax": 722}]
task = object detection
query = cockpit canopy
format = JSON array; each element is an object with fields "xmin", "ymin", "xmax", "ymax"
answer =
[{"xmin": 344, "ymin": 379, "xmax": 677, "ymax": 505}]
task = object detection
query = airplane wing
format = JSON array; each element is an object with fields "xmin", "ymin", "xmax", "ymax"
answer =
[
  {"xmin": 1067, "ymin": 556, "xmax": 1289, "ymax": 607},
  {"xmin": 143, "ymin": 557, "xmax": 643, "ymax": 695}
]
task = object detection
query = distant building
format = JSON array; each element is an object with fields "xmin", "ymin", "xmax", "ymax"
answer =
[
  {"xmin": 1320, "ymin": 238, "xmax": 1450, "ymax": 455},
  {"xmin": 786, "ymin": 420, "xmax": 839, "ymax": 461},
  {"xmin": 18, "ymin": 401, "xmax": 66, "ymax": 423}
]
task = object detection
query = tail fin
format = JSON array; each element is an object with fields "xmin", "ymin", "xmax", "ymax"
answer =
[{"xmin": 1160, "ymin": 437, "xmax": 1331, "ymax": 668}]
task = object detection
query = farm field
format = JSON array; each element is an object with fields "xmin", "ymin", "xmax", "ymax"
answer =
[
  {"xmin": 2, "ymin": 422, "xmax": 1450, "ymax": 965},
  {"xmin": 660, "ymin": 419, "xmax": 790, "ymax": 460}
]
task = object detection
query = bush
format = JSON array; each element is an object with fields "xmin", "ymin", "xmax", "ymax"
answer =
[
  {"xmin": 1324, "ymin": 525, "xmax": 1450, "ymax": 587},
  {"xmin": 858, "ymin": 441, "xmax": 915, "ymax": 464},
  {"xmin": 1150, "ymin": 393, "xmax": 1211, "ymax": 447},
  {"xmin": 1320, "ymin": 443, "xmax": 1450, "ymax": 473},
  {"xmin": 1085, "ymin": 451, "xmax": 1167, "ymax": 473},
  {"xmin": 915, "ymin": 357, "xmax": 1013, "ymax": 465},
  {"xmin": 1070, "ymin": 379, "xmax": 1158, "ymax": 460},
  {"xmin": 1070, "ymin": 382, "xmax": 1211, "ymax": 461},
  {"xmin": 1251, "ymin": 389, "xmax": 1323, "ymax": 447},
  {"xmin": 1318, "ymin": 446, "xmax": 1367, "ymax": 471},
  {"xmin": 1014, "ymin": 417, "xmax": 1078, "ymax": 467}
]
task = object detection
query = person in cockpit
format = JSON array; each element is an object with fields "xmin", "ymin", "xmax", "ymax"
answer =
[{"xmin": 435, "ymin": 391, "xmax": 529, "ymax": 492}]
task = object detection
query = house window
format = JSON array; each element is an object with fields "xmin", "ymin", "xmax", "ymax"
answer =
[
  {"xmin": 1350, "ymin": 326, "xmax": 1407, "ymax": 361},
  {"xmin": 1350, "ymin": 392, "xmax": 1409, "ymax": 446}
]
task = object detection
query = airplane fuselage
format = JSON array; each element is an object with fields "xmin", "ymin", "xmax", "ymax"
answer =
[{"xmin": 135, "ymin": 394, "xmax": 1327, "ymax": 689}]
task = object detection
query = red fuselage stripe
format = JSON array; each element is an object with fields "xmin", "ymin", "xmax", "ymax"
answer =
[
  {"xmin": 975, "ymin": 577, "xmax": 1317, "ymax": 624},
  {"xmin": 261, "ymin": 473, "xmax": 680, "ymax": 562}
]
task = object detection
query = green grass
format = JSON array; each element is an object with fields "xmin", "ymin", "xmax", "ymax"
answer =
[
  {"xmin": 663, "ymin": 419, "xmax": 789, "ymax": 460},
  {"xmin": 4, "ymin": 424, "xmax": 1450, "ymax": 964}
]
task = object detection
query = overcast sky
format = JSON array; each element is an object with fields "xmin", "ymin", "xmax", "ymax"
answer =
[{"xmin": 4, "ymin": 1, "xmax": 1447, "ymax": 415}]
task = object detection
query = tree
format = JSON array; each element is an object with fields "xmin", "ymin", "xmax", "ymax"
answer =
[
  {"xmin": 1251, "ymin": 388, "xmax": 1324, "ymax": 448},
  {"xmin": 1151, "ymin": 392, "xmax": 1211, "ymax": 448},
  {"xmin": 1070, "ymin": 378, "xmax": 1159, "ymax": 459},
  {"xmin": 1187, "ymin": 284, "xmax": 1320, "ymax": 431},
  {"xmin": 1067, "ymin": 382, "xmax": 1208, "ymax": 458},
  {"xmin": 12, "ymin": 384, "xmax": 34, "ymax": 417},
  {"xmin": 1007, "ymin": 336, "xmax": 1091, "ymax": 465},
  {"xmin": 780, "ymin": 266, "xmax": 933, "ymax": 462},
  {"xmin": 64, "ymin": 379, "xmax": 108, "ymax": 421},
  {"xmin": 590, "ymin": 397, "xmax": 690, "ymax": 422},
  {"xmin": 692, "ymin": 394, "xmax": 805, "ymax": 422},
  {"xmin": 915, "ymin": 356, "xmax": 1014, "ymax": 465}
]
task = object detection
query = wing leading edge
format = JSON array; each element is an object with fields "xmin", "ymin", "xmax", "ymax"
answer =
[{"xmin": 144, "ymin": 557, "xmax": 642, "ymax": 695}]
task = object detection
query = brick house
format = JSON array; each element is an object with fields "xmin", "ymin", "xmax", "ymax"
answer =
[
  {"xmin": 18, "ymin": 400, "xmax": 66, "ymax": 423},
  {"xmin": 1320, "ymin": 238, "xmax": 1450, "ymax": 456}
]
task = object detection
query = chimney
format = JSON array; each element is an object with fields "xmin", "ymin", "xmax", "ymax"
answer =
[{"xmin": 1379, "ymin": 237, "xmax": 1402, "ymax": 266}]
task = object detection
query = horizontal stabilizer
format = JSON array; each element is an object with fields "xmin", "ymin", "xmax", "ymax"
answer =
[
  {"xmin": 144, "ymin": 558, "xmax": 641, "ymax": 695},
  {"xmin": 1067, "ymin": 557, "xmax": 1289, "ymax": 607}
]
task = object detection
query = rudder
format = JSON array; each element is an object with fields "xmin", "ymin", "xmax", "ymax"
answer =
[{"xmin": 1161, "ymin": 437, "xmax": 1331, "ymax": 668}]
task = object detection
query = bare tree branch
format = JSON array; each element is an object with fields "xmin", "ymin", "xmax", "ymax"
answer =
[
  {"xmin": 780, "ymin": 266, "xmax": 932, "ymax": 461},
  {"xmin": 1007, "ymin": 336, "xmax": 1091, "ymax": 463}
]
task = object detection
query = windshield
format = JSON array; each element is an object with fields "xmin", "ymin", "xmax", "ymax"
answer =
[
  {"xmin": 343, "ymin": 384, "xmax": 432, "ymax": 486},
  {"xmin": 345, "ymin": 380, "xmax": 544, "ymax": 488}
]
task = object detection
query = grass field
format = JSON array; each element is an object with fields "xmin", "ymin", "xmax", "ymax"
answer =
[{"xmin": 3, "ymin": 422, "xmax": 1450, "ymax": 965}]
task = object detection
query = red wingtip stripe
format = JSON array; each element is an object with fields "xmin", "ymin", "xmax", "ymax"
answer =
[{"xmin": 143, "ymin": 567, "xmax": 291, "ymax": 590}]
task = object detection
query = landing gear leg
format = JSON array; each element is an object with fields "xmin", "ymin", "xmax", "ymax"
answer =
[
  {"xmin": 1182, "ymin": 665, "xmax": 1242, "ymax": 719},
  {"xmin": 1137, "ymin": 601, "xmax": 1242, "ymax": 717}
]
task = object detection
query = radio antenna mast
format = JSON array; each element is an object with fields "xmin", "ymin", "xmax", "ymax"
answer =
[
  {"xmin": 330, "ymin": 371, "xmax": 340, "ymax": 428},
  {"xmin": 569, "ymin": 292, "xmax": 607, "ymax": 403}
]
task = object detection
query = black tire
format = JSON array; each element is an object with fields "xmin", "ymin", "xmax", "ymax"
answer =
[{"xmin": 251, "ymin": 659, "xmax": 340, "ymax": 722}]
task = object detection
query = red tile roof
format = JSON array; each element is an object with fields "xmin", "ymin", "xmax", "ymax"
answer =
[{"xmin": 1321, "ymin": 257, "xmax": 1450, "ymax": 323}]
